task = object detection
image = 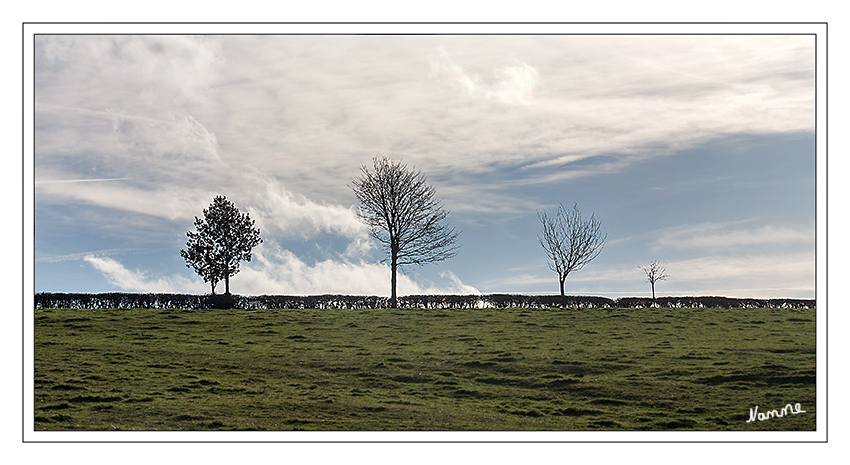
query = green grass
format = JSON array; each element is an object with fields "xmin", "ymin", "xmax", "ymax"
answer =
[{"xmin": 33, "ymin": 306, "xmax": 816, "ymax": 431}]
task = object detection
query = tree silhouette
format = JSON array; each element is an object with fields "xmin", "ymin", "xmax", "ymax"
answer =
[
  {"xmin": 351, "ymin": 156, "xmax": 460, "ymax": 308},
  {"xmin": 180, "ymin": 195, "xmax": 263, "ymax": 295},
  {"xmin": 639, "ymin": 260, "xmax": 670, "ymax": 300},
  {"xmin": 538, "ymin": 203, "xmax": 606, "ymax": 296}
]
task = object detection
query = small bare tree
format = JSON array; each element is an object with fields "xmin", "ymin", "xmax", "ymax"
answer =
[
  {"xmin": 351, "ymin": 156, "xmax": 460, "ymax": 308},
  {"xmin": 538, "ymin": 203, "xmax": 606, "ymax": 296},
  {"xmin": 639, "ymin": 260, "xmax": 670, "ymax": 300}
]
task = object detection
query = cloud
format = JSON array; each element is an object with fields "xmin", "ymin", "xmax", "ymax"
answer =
[
  {"xmin": 230, "ymin": 241, "xmax": 479, "ymax": 296},
  {"xmin": 110, "ymin": 113, "xmax": 223, "ymax": 166},
  {"xmin": 38, "ymin": 249, "xmax": 143, "ymax": 263},
  {"xmin": 417, "ymin": 271, "xmax": 481, "ymax": 295},
  {"xmin": 83, "ymin": 242, "xmax": 479, "ymax": 296},
  {"xmin": 662, "ymin": 254, "xmax": 814, "ymax": 286},
  {"xmin": 653, "ymin": 221, "xmax": 813, "ymax": 251},
  {"xmin": 246, "ymin": 176, "xmax": 367, "ymax": 240},
  {"xmin": 618, "ymin": 253, "xmax": 814, "ymax": 299},
  {"xmin": 83, "ymin": 255, "xmax": 207, "ymax": 293},
  {"xmin": 35, "ymin": 35, "xmax": 815, "ymax": 219},
  {"xmin": 35, "ymin": 35, "xmax": 221, "ymax": 111},
  {"xmin": 492, "ymin": 252, "xmax": 814, "ymax": 299},
  {"xmin": 548, "ymin": 252, "xmax": 814, "ymax": 299},
  {"xmin": 35, "ymin": 177, "xmax": 133, "ymax": 184},
  {"xmin": 37, "ymin": 177, "xmax": 213, "ymax": 221},
  {"xmin": 38, "ymin": 102, "xmax": 367, "ymax": 239},
  {"xmin": 431, "ymin": 48, "xmax": 539, "ymax": 104}
]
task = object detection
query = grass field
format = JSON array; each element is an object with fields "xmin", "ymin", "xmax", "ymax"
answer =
[{"xmin": 33, "ymin": 306, "xmax": 816, "ymax": 431}]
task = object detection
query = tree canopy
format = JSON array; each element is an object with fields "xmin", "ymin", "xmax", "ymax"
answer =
[
  {"xmin": 351, "ymin": 156, "xmax": 460, "ymax": 308},
  {"xmin": 640, "ymin": 260, "xmax": 670, "ymax": 300},
  {"xmin": 538, "ymin": 203, "xmax": 606, "ymax": 296},
  {"xmin": 180, "ymin": 195, "xmax": 263, "ymax": 295}
]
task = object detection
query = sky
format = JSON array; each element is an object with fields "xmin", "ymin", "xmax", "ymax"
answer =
[{"xmin": 32, "ymin": 29, "xmax": 818, "ymax": 299}]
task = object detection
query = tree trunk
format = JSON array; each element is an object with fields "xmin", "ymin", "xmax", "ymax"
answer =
[
  {"xmin": 559, "ymin": 277, "xmax": 565, "ymax": 297},
  {"xmin": 390, "ymin": 254, "xmax": 398, "ymax": 309},
  {"xmin": 211, "ymin": 282, "xmax": 216, "ymax": 295},
  {"xmin": 225, "ymin": 274, "xmax": 231, "ymax": 296},
  {"xmin": 651, "ymin": 282, "xmax": 656, "ymax": 300}
]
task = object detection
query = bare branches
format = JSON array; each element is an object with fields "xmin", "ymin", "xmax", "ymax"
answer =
[
  {"xmin": 639, "ymin": 260, "xmax": 670, "ymax": 300},
  {"xmin": 351, "ymin": 156, "xmax": 460, "ymax": 307},
  {"xmin": 538, "ymin": 203, "xmax": 606, "ymax": 296},
  {"xmin": 640, "ymin": 260, "xmax": 670, "ymax": 285}
]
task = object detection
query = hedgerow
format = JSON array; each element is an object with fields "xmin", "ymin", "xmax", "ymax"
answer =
[{"xmin": 34, "ymin": 292, "xmax": 815, "ymax": 310}]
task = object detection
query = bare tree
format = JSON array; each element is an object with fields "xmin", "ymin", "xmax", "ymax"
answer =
[
  {"xmin": 538, "ymin": 203, "xmax": 607, "ymax": 296},
  {"xmin": 351, "ymin": 156, "xmax": 460, "ymax": 308},
  {"xmin": 181, "ymin": 195, "xmax": 263, "ymax": 295},
  {"xmin": 639, "ymin": 260, "xmax": 670, "ymax": 300}
]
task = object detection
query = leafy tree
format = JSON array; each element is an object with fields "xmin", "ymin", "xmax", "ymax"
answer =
[
  {"xmin": 351, "ymin": 156, "xmax": 460, "ymax": 308},
  {"xmin": 180, "ymin": 195, "xmax": 263, "ymax": 295},
  {"xmin": 639, "ymin": 260, "xmax": 670, "ymax": 300},
  {"xmin": 538, "ymin": 203, "xmax": 606, "ymax": 296}
]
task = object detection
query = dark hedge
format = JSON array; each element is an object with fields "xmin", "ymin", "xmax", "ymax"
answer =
[{"xmin": 34, "ymin": 292, "xmax": 815, "ymax": 310}]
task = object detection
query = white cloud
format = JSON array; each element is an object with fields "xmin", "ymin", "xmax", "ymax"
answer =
[
  {"xmin": 111, "ymin": 113, "xmax": 223, "ymax": 165},
  {"xmin": 548, "ymin": 252, "xmax": 814, "ymax": 299},
  {"xmin": 35, "ymin": 34, "xmax": 815, "ymax": 217},
  {"xmin": 38, "ymin": 249, "xmax": 144, "ymax": 263},
  {"xmin": 83, "ymin": 255, "xmax": 207, "ymax": 293},
  {"xmin": 230, "ymin": 242, "xmax": 479, "ymax": 296},
  {"xmin": 486, "ymin": 242, "xmax": 814, "ymax": 299},
  {"xmin": 83, "ymin": 242, "xmax": 479, "ymax": 297},
  {"xmin": 246, "ymin": 176, "xmax": 366, "ymax": 239},
  {"xmin": 37, "ymin": 102, "xmax": 368, "ymax": 239},
  {"xmin": 417, "ymin": 271, "xmax": 480, "ymax": 295},
  {"xmin": 431, "ymin": 48, "xmax": 539, "ymax": 104},
  {"xmin": 653, "ymin": 221, "xmax": 813, "ymax": 251},
  {"xmin": 36, "ymin": 177, "xmax": 133, "ymax": 184},
  {"xmin": 663, "ymin": 253, "xmax": 814, "ymax": 286},
  {"xmin": 35, "ymin": 35, "xmax": 221, "ymax": 111}
]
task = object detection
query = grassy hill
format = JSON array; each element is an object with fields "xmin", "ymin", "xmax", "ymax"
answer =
[{"xmin": 34, "ymin": 306, "xmax": 816, "ymax": 431}]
